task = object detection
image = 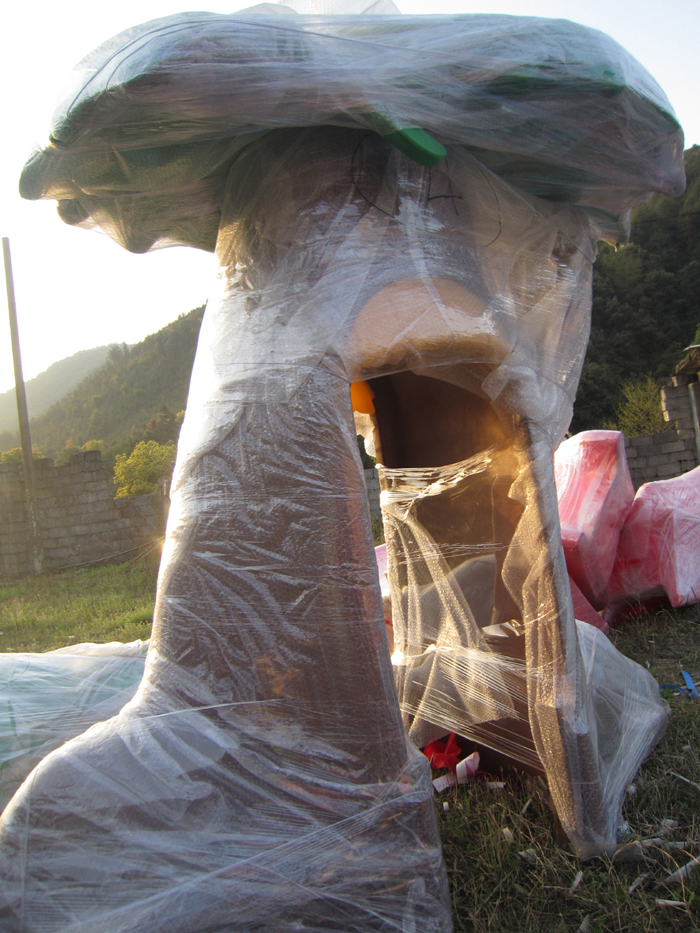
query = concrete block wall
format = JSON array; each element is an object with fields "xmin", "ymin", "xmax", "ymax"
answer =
[
  {"xmin": 624, "ymin": 375, "xmax": 700, "ymax": 488},
  {"xmin": 0, "ymin": 451, "xmax": 137, "ymax": 581},
  {"xmin": 624, "ymin": 431, "xmax": 698, "ymax": 488},
  {"xmin": 364, "ymin": 468, "xmax": 382, "ymax": 526},
  {"xmin": 116, "ymin": 492, "xmax": 169, "ymax": 550}
]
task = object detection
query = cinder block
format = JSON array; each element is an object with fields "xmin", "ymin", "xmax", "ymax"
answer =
[
  {"xmin": 663, "ymin": 384, "xmax": 689, "ymax": 398},
  {"xmin": 661, "ymin": 440, "xmax": 686, "ymax": 454},
  {"xmin": 645, "ymin": 454, "xmax": 671, "ymax": 467},
  {"xmin": 630, "ymin": 435, "xmax": 654, "ymax": 447},
  {"xmin": 625, "ymin": 447, "xmax": 638, "ymax": 459},
  {"xmin": 655, "ymin": 463, "xmax": 683, "ymax": 478}
]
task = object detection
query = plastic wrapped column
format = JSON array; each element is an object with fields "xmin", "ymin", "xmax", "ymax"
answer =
[{"xmin": 1, "ymin": 8, "xmax": 684, "ymax": 930}]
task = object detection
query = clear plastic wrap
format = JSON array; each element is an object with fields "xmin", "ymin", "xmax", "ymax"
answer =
[
  {"xmin": 554, "ymin": 430, "xmax": 635, "ymax": 608},
  {"xmin": 0, "ymin": 641, "xmax": 147, "ymax": 811},
  {"xmin": 1, "ymin": 7, "xmax": 683, "ymax": 930},
  {"xmin": 608, "ymin": 465, "xmax": 700, "ymax": 613},
  {"xmin": 19, "ymin": 8, "xmax": 684, "ymax": 250}
]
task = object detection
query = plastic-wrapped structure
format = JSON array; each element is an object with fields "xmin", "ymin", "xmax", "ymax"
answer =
[
  {"xmin": 608, "ymin": 465, "xmax": 700, "ymax": 613},
  {"xmin": 0, "ymin": 641, "xmax": 147, "ymax": 811},
  {"xmin": 554, "ymin": 430, "xmax": 635, "ymax": 608},
  {"xmin": 0, "ymin": 6, "xmax": 684, "ymax": 930}
]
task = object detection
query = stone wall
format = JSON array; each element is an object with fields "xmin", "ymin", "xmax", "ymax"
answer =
[
  {"xmin": 624, "ymin": 432, "xmax": 697, "ymax": 488},
  {"xmin": 624, "ymin": 375, "xmax": 700, "ymax": 488},
  {"xmin": 0, "ymin": 452, "xmax": 166, "ymax": 581},
  {"xmin": 364, "ymin": 468, "xmax": 381, "ymax": 525}
]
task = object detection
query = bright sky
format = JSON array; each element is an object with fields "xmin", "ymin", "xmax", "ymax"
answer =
[{"xmin": 1, "ymin": 0, "xmax": 698, "ymax": 394}]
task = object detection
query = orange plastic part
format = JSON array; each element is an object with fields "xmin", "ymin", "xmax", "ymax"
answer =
[{"xmin": 350, "ymin": 380, "xmax": 376, "ymax": 414}]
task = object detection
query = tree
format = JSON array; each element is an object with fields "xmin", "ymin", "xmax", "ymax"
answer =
[
  {"xmin": 604, "ymin": 376, "xmax": 672, "ymax": 437},
  {"xmin": 113, "ymin": 440, "xmax": 177, "ymax": 498},
  {"xmin": 0, "ymin": 446, "xmax": 44, "ymax": 463},
  {"xmin": 144, "ymin": 406, "xmax": 180, "ymax": 445}
]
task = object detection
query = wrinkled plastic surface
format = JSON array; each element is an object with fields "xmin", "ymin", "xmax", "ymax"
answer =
[
  {"xmin": 555, "ymin": 430, "xmax": 635, "ymax": 608},
  {"xmin": 1, "ymin": 7, "xmax": 681, "ymax": 930},
  {"xmin": 19, "ymin": 8, "xmax": 684, "ymax": 251},
  {"xmin": 608, "ymin": 465, "xmax": 700, "ymax": 610},
  {"xmin": 0, "ymin": 641, "xmax": 147, "ymax": 811}
]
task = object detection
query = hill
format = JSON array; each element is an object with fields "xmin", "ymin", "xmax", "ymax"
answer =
[
  {"xmin": 0, "ymin": 346, "xmax": 110, "ymax": 435},
  {"xmin": 0, "ymin": 306, "xmax": 204, "ymax": 466}
]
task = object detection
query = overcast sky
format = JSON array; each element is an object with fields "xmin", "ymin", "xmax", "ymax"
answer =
[{"xmin": 1, "ymin": 0, "xmax": 698, "ymax": 395}]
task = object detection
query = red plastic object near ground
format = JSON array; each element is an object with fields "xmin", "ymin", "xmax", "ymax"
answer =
[
  {"xmin": 555, "ymin": 431, "xmax": 635, "ymax": 608},
  {"xmin": 569, "ymin": 575, "xmax": 609, "ymax": 634},
  {"xmin": 607, "ymin": 465, "xmax": 700, "ymax": 612}
]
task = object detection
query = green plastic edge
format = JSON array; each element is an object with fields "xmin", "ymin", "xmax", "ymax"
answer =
[{"xmin": 384, "ymin": 127, "xmax": 447, "ymax": 167}]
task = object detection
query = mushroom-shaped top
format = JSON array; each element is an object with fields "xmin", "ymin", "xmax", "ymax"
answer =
[{"xmin": 20, "ymin": 9, "xmax": 684, "ymax": 252}]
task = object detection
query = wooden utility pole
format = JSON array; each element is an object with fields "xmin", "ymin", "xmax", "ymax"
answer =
[{"xmin": 3, "ymin": 237, "xmax": 43, "ymax": 573}]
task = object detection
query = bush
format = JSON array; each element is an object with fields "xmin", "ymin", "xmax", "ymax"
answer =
[
  {"xmin": 605, "ymin": 375, "xmax": 672, "ymax": 437},
  {"xmin": 113, "ymin": 440, "xmax": 176, "ymax": 498},
  {"xmin": 0, "ymin": 446, "xmax": 44, "ymax": 463}
]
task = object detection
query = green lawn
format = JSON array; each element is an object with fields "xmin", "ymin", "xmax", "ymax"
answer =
[
  {"xmin": 1, "ymin": 561, "xmax": 699, "ymax": 931},
  {"xmin": 0, "ymin": 553, "xmax": 158, "ymax": 652}
]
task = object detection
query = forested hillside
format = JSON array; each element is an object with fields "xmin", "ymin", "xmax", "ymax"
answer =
[
  {"xmin": 0, "ymin": 307, "xmax": 204, "ymax": 468},
  {"xmin": 571, "ymin": 145, "xmax": 700, "ymax": 432},
  {"xmin": 0, "ymin": 345, "xmax": 110, "ymax": 433},
  {"xmin": 1, "ymin": 148, "xmax": 697, "ymax": 465}
]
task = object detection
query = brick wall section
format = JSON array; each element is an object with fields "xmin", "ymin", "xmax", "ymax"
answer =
[
  {"xmin": 116, "ymin": 493, "xmax": 169, "ymax": 550},
  {"xmin": 0, "ymin": 451, "xmax": 138, "ymax": 580},
  {"xmin": 364, "ymin": 468, "xmax": 382, "ymax": 525},
  {"xmin": 624, "ymin": 375, "xmax": 700, "ymax": 488},
  {"xmin": 624, "ymin": 432, "xmax": 697, "ymax": 487}
]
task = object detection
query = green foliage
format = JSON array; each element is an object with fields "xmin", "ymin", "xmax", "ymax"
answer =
[
  {"xmin": 572, "ymin": 146, "xmax": 700, "ymax": 432},
  {"xmin": 81, "ymin": 439, "xmax": 107, "ymax": 454},
  {"xmin": 604, "ymin": 375, "xmax": 673, "ymax": 437},
  {"xmin": 144, "ymin": 406, "xmax": 181, "ymax": 445},
  {"xmin": 0, "ymin": 445, "xmax": 44, "ymax": 463},
  {"xmin": 53, "ymin": 438, "xmax": 107, "ymax": 467},
  {"xmin": 24, "ymin": 306, "xmax": 204, "ymax": 459},
  {"xmin": 0, "ymin": 345, "xmax": 110, "ymax": 435},
  {"xmin": 113, "ymin": 440, "xmax": 176, "ymax": 498}
]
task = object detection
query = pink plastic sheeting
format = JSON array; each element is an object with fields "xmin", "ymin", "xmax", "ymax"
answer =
[
  {"xmin": 569, "ymin": 575, "xmax": 608, "ymax": 635},
  {"xmin": 555, "ymin": 431, "xmax": 635, "ymax": 608},
  {"xmin": 608, "ymin": 465, "xmax": 700, "ymax": 610}
]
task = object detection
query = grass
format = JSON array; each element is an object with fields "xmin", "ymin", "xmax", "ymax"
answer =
[
  {"xmin": 439, "ymin": 606, "xmax": 700, "ymax": 932},
  {"xmin": 1, "ymin": 562, "xmax": 699, "ymax": 930},
  {"xmin": 0, "ymin": 552, "xmax": 159, "ymax": 652}
]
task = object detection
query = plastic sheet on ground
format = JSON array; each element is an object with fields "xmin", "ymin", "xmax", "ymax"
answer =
[
  {"xmin": 555, "ymin": 430, "xmax": 635, "ymax": 608},
  {"xmin": 0, "ymin": 641, "xmax": 147, "ymax": 811},
  {"xmin": 0, "ymin": 4, "xmax": 683, "ymax": 930},
  {"xmin": 608, "ymin": 465, "xmax": 700, "ymax": 613}
]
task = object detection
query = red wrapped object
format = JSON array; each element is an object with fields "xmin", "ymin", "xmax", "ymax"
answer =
[
  {"xmin": 555, "ymin": 431, "xmax": 635, "ymax": 608},
  {"xmin": 608, "ymin": 466, "xmax": 700, "ymax": 613},
  {"xmin": 423, "ymin": 734, "xmax": 462, "ymax": 773},
  {"xmin": 569, "ymin": 575, "xmax": 608, "ymax": 635}
]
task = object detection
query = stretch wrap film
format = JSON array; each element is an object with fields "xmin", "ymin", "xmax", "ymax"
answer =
[
  {"xmin": 554, "ymin": 430, "xmax": 635, "ymax": 608},
  {"xmin": 1, "ymin": 5, "xmax": 682, "ymax": 930},
  {"xmin": 608, "ymin": 465, "xmax": 700, "ymax": 612}
]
